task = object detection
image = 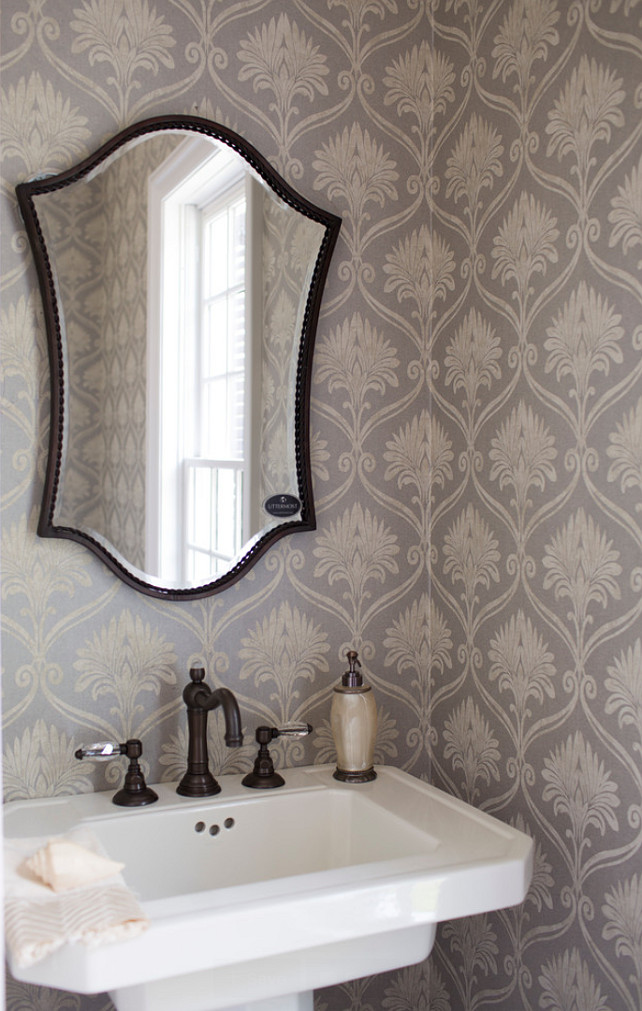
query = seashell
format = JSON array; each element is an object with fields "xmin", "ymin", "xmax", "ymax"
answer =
[{"xmin": 22, "ymin": 839, "xmax": 124, "ymax": 893}]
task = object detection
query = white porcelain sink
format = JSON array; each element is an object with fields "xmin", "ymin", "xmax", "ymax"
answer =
[{"xmin": 4, "ymin": 765, "xmax": 533, "ymax": 1011}]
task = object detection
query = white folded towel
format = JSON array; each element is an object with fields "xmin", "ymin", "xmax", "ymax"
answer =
[{"xmin": 5, "ymin": 826, "xmax": 149, "ymax": 969}]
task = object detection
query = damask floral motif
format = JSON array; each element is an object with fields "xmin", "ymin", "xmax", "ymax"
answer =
[
  {"xmin": 445, "ymin": 114, "xmax": 504, "ymax": 213},
  {"xmin": 444, "ymin": 308, "xmax": 502, "ymax": 414},
  {"xmin": 491, "ymin": 192, "xmax": 559, "ymax": 295},
  {"xmin": 327, "ymin": 978, "xmax": 375, "ymax": 1011},
  {"xmin": 310, "ymin": 429, "xmax": 331, "ymax": 483},
  {"xmin": 382, "ymin": 959, "xmax": 451, "ymax": 1011},
  {"xmin": 1, "ymin": 514, "xmax": 92, "ymax": 614},
  {"xmin": 608, "ymin": 154, "xmax": 642, "ymax": 266},
  {"xmin": 312, "ymin": 123, "xmax": 399, "ymax": 218},
  {"xmin": 3, "ymin": 720, "xmax": 93, "ymax": 800},
  {"xmin": 237, "ymin": 14, "xmax": 328, "ymax": 108},
  {"xmin": 0, "ymin": 72, "xmax": 90, "ymax": 173},
  {"xmin": 383, "ymin": 226, "xmax": 455, "ymax": 320},
  {"xmin": 604, "ymin": 640, "xmax": 642, "ymax": 751},
  {"xmin": 489, "ymin": 401, "xmax": 557, "ymax": 517},
  {"xmin": 542, "ymin": 732, "xmax": 620, "ymax": 847},
  {"xmin": 442, "ymin": 697, "xmax": 501, "ymax": 803},
  {"xmin": 313, "ymin": 312, "xmax": 401, "ymax": 510},
  {"xmin": 264, "ymin": 289, "xmax": 296, "ymax": 353},
  {"xmin": 239, "ymin": 601, "xmax": 329, "ymax": 717},
  {"xmin": 384, "ymin": 594, "xmax": 452, "ymax": 683},
  {"xmin": 440, "ymin": 913, "xmax": 499, "ymax": 982},
  {"xmin": 0, "ymin": 294, "xmax": 41, "ymax": 389},
  {"xmin": 544, "ymin": 282, "xmax": 624, "ymax": 403},
  {"xmin": 602, "ymin": 875, "xmax": 642, "ymax": 999},
  {"xmin": 70, "ymin": 0, "xmax": 175, "ymax": 108},
  {"xmin": 443, "ymin": 504, "xmax": 501, "ymax": 599},
  {"xmin": 73, "ymin": 611, "xmax": 177, "ymax": 735},
  {"xmin": 384, "ymin": 410, "xmax": 453, "ymax": 501},
  {"xmin": 382, "ymin": 594, "xmax": 445, "ymax": 764},
  {"xmin": 607, "ymin": 397, "xmax": 642, "ymax": 506},
  {"xmin": 383, "ymin": 41, "xmax": 455, "ymax": 134},
  {"xmin": 313, "ymin": 503, "xmax": 400, "ymax": 600},
  {"xmin": 542, "ymin": 509, "xmax": 622, "ymax": 619},
  {"xmin": 488, "ymin": 610, "xmax": 556, "ymax": 710},
  {"xmin": 546, "ymin": 56, "xmax": 625, "ymax": 178},
  {"xmin": 64, "ymin": 0, "xmax": 175, "ymax": 124},
  {"xmin": 538, "ymin": 948, "xmax": 611, "ymax": 1011},
  {"xmin": 491, "ymin": 0, "xmax": 560, "ymax": 95},
  {"xmin": 315, "ymin": 313, "xmax": 399, "ymax": 401}
]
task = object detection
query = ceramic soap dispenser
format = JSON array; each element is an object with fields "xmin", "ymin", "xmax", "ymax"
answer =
[{"xmin": 331, "ymin": 649, "xmax": 377, "ymax": 783}]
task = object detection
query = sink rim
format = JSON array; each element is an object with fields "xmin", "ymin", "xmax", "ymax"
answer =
[{"xmin": 4, "ymin": 764, "xmax": 534, "ymax": 998}]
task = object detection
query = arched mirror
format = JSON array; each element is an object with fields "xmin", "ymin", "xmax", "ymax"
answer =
[{"xmin": 17, "ymin": 115, "xmax": 341, "ymax": 600}]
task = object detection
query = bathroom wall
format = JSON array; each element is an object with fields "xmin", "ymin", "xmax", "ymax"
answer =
[{"xmin": 1, "ymin": 2, "xmax": 641, "ymax": 1010}]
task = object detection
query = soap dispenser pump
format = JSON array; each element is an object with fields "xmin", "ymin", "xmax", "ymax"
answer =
[{"xmin": 330, "ymin": 649, "xmax": 377, "ymax": 783}]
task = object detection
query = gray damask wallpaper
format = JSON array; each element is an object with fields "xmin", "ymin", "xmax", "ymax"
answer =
[
  {"xmin": 1, "ymin": 2, "xmax": 642, "ymax": 1010},
  {"xmin": 36, "ymin": 133, "xmax": 179, "ymax": 570}
]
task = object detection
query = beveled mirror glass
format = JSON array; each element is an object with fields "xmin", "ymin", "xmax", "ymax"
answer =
[{"xmin": 17, "ymin": 115, "xmax": 340, "ymax": 599}]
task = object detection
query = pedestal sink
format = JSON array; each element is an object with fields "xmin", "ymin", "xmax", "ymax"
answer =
[{"xmin": 4, "ymin": 765, "xmax": 533, "ymax": 1011}]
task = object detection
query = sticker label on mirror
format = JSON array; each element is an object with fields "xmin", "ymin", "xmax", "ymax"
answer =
[{"xmin": 263, "ymin": 495, "xmax": 301, "ymax": 518}]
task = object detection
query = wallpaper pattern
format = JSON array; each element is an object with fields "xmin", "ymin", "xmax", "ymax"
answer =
[
  {"xmin": 36, "ymin": 133, "xmax": 178, "ymax": 569},
  {"xmin": 1, "ymin": 2, "xmax": 642, "ymax": 1010}
]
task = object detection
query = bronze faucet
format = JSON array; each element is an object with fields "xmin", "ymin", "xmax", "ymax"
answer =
[{"xmin": 177, "ymin": 667, "xmax": 243, "ymax": 797}]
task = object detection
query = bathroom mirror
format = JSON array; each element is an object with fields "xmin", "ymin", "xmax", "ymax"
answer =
[{"xmin": 17, "ymin": 115, "xmax": 340, "ymax": 599}]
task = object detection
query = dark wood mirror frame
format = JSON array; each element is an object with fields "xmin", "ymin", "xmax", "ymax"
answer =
[{"xmin": 16, "ymin": 114, "xmax": 341, "ymax": 601}]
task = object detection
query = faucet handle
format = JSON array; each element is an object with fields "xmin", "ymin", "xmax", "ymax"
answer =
[
  {"xmin": 75, "ymin": 741, "xmax": 125, "ymax": 760},
  {"xmin": 273, "ymin": 722, "xmax": 313, "ymax": 738},
  {"xmin": 242, "ymin": 723, "xmax": 313, "ymax": 789},
  {"xmin": 75, "ymin": 739, "xmax": 158, "ymax": 807}
]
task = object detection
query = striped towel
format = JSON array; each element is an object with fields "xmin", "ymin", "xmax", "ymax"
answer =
[{"xmin": 5, "ymin": 826, "xmax": 149, "ymax": 969}]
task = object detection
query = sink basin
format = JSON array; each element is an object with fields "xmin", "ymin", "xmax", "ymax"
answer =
[{"xmin": 4, "ymin": 765, "xmax": 533, "ymax": 1011}]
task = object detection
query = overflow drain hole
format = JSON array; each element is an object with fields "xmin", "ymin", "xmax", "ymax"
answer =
[
  {"xmin": 209, "ymin": 824, "xmax": 220, "ymax": 836},
  {"xmin": 194, "ymin": 821, "xmax": 205, "ymax": 833},
  {"xmin": 224, "ymin": 817, "xmax": 235, "ymax": 830}
]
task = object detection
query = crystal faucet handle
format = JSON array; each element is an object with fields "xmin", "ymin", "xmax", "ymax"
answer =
[
  {"xmin": 74, "ymin": 739, "xmax": 158, "ymax": 807},
  {"xmin": 273, "ymin": 723, "xmax": 313, "ymax": 738},
  {"xmin": 74, "ymin": 741, "xmax": 126, "ymax": 761},
  {"xmin": 242, "ymin": 723, "xmax": 313, "ymax": 790}
]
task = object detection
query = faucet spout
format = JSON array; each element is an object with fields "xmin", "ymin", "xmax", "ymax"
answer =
[
  {"xmin": 177, "ymin": 667, "xmax": 244, "ymax": 798},
  {"xmin": 197, "ymin": 687, "xmax": 243, "ymax": 748}
]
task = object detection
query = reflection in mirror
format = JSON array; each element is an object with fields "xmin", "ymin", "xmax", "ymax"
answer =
[{"xmin": 17, "ymin": 116, "xmax": 340, "ymax": 599}]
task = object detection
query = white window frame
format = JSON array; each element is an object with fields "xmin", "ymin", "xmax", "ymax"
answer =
[{"xmin": 146, "ymin": 136, "xmax": 261, "ymax": 585}]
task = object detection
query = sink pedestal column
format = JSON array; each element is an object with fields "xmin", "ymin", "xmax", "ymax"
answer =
[
  {"xmin": 110, "ymin": 985, "xmax": 314, "ymax": 1011},
  {"xmin": 222, "ymin": 994, "xmax": 313, "ymax": 1011}
]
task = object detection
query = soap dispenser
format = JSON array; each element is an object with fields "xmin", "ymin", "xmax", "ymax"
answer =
[{"xmin": 330, "ymin": 649, "xmax": 377, "ymax": 783}]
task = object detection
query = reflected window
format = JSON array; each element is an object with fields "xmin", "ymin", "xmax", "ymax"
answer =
[{"xmin": 147, "ymin": 138, "xmax": 259, "ymax": 583}]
